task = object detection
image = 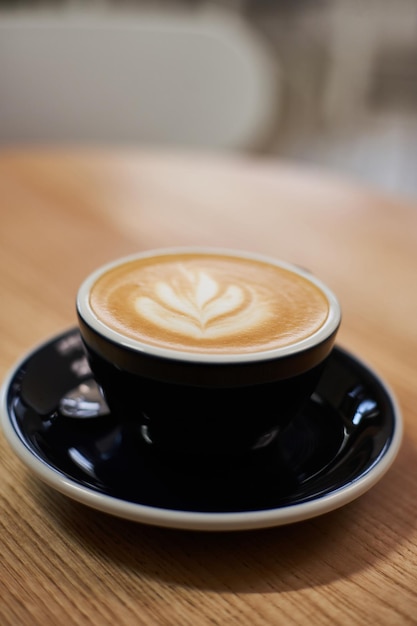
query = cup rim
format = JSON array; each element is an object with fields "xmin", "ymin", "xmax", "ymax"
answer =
[{"xmin": 76, "ymin": 247, "xmax": 341, "ymax": 365}]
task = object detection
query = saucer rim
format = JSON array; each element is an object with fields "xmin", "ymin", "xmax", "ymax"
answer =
[{"xmin": 0, "ymin": 330, "xmax": 403, "ymax": 532}]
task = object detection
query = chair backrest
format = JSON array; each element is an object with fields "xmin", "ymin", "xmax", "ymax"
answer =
[{"xmin": 0, "ymin": 8, "xmax": 280, "ymax": 151}]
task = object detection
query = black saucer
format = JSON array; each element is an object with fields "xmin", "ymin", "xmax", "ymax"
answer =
[{"xmin": 1, "ymin": 329, "xmax": 402, "ymax": 531}]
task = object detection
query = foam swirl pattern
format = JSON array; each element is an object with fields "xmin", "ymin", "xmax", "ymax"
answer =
[
  {"xmin": 135, "ymin": 268, "xmax": 267, "ymax": 341},
  {"xmin": 88, "ymin": 253, "xmax": 331, "ymax": 355}
]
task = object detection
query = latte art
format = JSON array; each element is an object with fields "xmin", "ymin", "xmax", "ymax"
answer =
[
  {"xmin": 88, "ymin": 253, "xmax": 331, "ymax": 354},
  {"xmin": 135, "ymin": 267, "xmax": 268, "ymax": 340}
]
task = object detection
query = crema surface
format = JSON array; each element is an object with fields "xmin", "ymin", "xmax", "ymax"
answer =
[{"xmin": 89, "ymin": 254, "xmax": 330, "ymax": 354}]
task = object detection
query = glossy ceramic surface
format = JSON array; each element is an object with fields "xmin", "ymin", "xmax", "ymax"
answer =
[{"xmin": 1, "ymin": 329, "xmax": 402, "ymax": 531}]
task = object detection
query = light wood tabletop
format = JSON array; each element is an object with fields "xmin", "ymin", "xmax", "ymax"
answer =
[{"xmin": 1, "ymin": 147, "xmax": 416, "ymax": 625}]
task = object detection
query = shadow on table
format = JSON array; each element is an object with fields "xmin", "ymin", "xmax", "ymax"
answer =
[{"xmin": 31, "ymin": 435, "xmax": 414, "ymax": 594}]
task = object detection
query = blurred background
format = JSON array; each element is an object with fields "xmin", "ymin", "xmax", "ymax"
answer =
[{"xmin": 1, "ymin": 0, "xmax": 417, "ymax": 199}]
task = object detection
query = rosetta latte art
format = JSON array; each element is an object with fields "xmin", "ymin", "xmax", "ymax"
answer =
[
  {"xmin": 134, "ymin": 267, "xmax": 268, "ymax": 339},
  {"xmin": 88, "ymin": 253, "xmax": 331, "ymax": 353}
]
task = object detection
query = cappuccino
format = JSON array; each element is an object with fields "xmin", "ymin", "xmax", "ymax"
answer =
[
  {"xmin": 88, "ymin": 251, "xmax": 331, "ymax": 356},
  {"xmin": 77, "ymin": 249, "xmax": 341, "ymax": 456}
]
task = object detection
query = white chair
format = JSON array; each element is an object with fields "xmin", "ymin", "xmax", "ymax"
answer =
[{"xmin": 0, "ymin": 8, "xmax": 280, "ymax": 151}]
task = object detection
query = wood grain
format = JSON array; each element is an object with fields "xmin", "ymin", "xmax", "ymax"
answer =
[{"xmin": 1, "ymin": 147, "xmax": 416, "ymax": 625}]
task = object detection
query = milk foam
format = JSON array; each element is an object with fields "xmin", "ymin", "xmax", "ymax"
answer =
[
  {"xmin": 134, "ymin": 267, "xmax": 267, "ymax": 339},
  {"xmin": 88, "ymin": 253, "xmax": 331, "ymax": 354}
]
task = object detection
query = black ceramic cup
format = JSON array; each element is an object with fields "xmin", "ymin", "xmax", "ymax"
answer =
[{"xmin": 76, "ymin": 248, "xmax": 341, "ymax": 461}]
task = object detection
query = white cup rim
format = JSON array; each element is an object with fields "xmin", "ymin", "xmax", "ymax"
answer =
[{"xmin": 77, "ymin": 247, "xmax": 341, "ymax": 365}]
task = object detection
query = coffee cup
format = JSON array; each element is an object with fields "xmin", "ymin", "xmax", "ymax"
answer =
[{"xmin": 76, "ymin": 248, "xmax": 341, "ymax": 461}]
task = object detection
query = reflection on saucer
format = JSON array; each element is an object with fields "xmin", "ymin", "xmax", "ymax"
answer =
[{"xmin": 0, "ymin": 329, "xmax": 402, "ymax": 531}]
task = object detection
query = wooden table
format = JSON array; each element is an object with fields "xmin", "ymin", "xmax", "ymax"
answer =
[{"xmin": 1, "ymin": 148, "xmax": 416, "ymax": 625}]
